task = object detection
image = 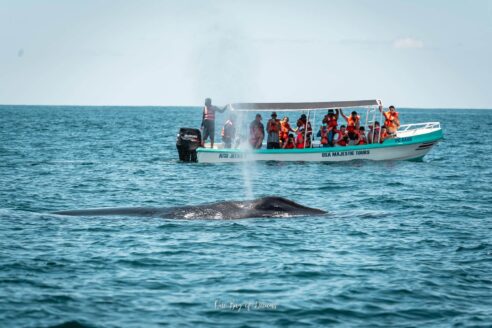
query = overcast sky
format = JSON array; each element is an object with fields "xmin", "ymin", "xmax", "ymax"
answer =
[{"xmin": 1, "ymin": 0, "xmax": 491, "ymax": 108}]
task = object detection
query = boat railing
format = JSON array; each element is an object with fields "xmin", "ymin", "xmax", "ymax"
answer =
[{"xmin": 398, "ymin": 122, "xmax": 441, "ymax": 133}]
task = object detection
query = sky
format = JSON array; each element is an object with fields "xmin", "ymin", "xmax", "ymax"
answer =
[{"xmin": 0, "ymin": 0, "xmax": 491, "ymax": 108}]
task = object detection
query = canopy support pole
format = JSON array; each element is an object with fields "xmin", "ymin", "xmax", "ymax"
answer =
[
  {"xmin": 304, "ymin": 110, "xmax": 310, "ymax": 148},
  {"xmin": 364, "ymin": 107, "xmax": 369, "ymax": 129},
  {"xmin": 378, "ymin": 102, "xmax": 383, "ymax": 142},
  {"xmin": 312, "ymin": 110, "xmax": 317, "ymax": 141}
]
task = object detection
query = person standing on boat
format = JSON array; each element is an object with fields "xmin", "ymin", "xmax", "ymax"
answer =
[
  {"xmin": 322, "ymin": 109, "xmax": 339, "ymax": 146},
  {"xmin": 319, "ymin": 123, "xmax": 329, "ymax": 147},
  {"xmin": 201, "ymin": 98, "xmax": 227, "ymax": 148},
  {"xmin": 249, "ymin": 114, "xmax": 265, "ymax": 149},
  {"xmin": 266, "ymin": 112, "xmax": 281, "ymax": 149},
  {"xmin": 379, "ymin": 105, "xmax": 400, "ymax": 135},
  {"xmin": 221, "ymin": 115, "xmax": 236, "ymax": 149},
  {"xmin": 296, "ymin": 114, "xmax": 312, "ymax": 134},
  {"xmin": 340, "ymin": 109, "xmax": 360, "ymax": 141},
  {"xmin": 279, "ymin": 117, "xmax": 294, "ymax": 146},
  {"xmin": 296, "ymin": 114, "xmax": 313, "ymax": 148}
]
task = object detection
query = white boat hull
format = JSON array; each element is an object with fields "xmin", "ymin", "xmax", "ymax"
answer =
[{"xmin": 196, "ymin": 126, "xmax": 442, "ymax": 163}]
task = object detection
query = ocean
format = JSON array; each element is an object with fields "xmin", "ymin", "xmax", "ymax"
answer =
[{"xmin": 1, "ymin": 105, "xmax": 491, "ymax": 327}]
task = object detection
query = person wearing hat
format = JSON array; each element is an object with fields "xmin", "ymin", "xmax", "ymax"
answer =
[
  {"xmin": 266, "ymin": 111, "xmax": 281, "ymax": 149},
  {"xmin": 201, "ymin": 98, "xmax": 228, "ymax": 148},
  {"xmin": 249, "ymin": 113, "xmax": 265, "ymax": 149}
]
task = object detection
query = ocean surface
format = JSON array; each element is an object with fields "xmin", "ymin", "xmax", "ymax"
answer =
[{"xmin": 1, "ymin": 105, "xmax": 491, "ymax": 327}]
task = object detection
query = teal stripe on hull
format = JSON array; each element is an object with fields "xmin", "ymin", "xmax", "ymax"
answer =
[{"xmin": 197, "ymin": 129, "xmax": 443, "ymax": 154}]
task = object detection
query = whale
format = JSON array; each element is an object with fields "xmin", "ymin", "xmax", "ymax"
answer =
[{"xmin": 52, "ymin": 196, "xmax": 326, "ymax": 220}]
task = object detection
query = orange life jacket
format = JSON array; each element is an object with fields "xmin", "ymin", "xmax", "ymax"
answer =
[
  {"xmin": 284, "ymin": 141, "xmax": 295, "ymax": 149},
  {"xmin": 320, "ymin": 126, "xmax": 329, "ymax": 145},
  {"xmin": 346, "ymin": 115, "xmax": 360, "ymax": 133},
  {"xmin": 203, "ymin": 105, "xmax": 215, "ymax": 120},
  {"xmin": 268, "ymin": 119, "xmax": 280, "ymax": 133},
  {"xmin": 327, "ymin": 117, "xmax": 338, "ymax": 129},
  {"xmin": 296, "ymin": 132, "xmax": 305, "ymax": 149},
  {"xmin": 384, "ymin": 111, "xmax": 399, "ymax": 129},
  {"xmin": 337, "ymin": 138, "xmax": 347, "ymax": 146},
  {"xmin": 348, "ymin": 115, "xmax": 360, "ymax": 126},
  {"xmin": 357, "ymin": 134, "xmax": 367, "ymax": 145},
  {"xmin": 280, "ymin": 121, "xmax": 291, "ymax": 141}
]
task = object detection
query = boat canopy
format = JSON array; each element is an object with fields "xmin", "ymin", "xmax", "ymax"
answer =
[{"xmin": 228, "ymin": 99, "xmax": 380, "ymax": 112}]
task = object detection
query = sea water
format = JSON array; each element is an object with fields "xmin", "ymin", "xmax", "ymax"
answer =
[{"xmin": 0, "ymin": 106, "xmax": 491, "ymax": 327}]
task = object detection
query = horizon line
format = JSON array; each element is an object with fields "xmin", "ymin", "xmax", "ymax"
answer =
[{"xmin": 0, "ymin": 103, "xmax": 491, "ymax": 110}]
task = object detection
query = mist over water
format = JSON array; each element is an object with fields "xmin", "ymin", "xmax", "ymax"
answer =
[
  {"xmin": 190, "ymin": 17, "xmax": 261, "ymax": 199},
  {"xmin": 233, "ymin": 109, "xmax": 257, "ymax": 199},
  {"xmin": 1, "ymin": 105, "xmax": 492, "ymax": 327}
]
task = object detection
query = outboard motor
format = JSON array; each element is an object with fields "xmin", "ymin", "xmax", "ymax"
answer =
[{"xmin": 176, "ymin": 128, "xmax": 202, "ymax": 162}]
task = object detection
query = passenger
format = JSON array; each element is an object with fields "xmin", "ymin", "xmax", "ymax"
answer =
[
  {"xmin": 380, "ymin": 126, "xmax": 389, "ymax": 143},
  {"xmin": 295, "ymin": 131, "xmax": 312, "ymax": 148},
  {"xmin": 305, "ymin": 132, "xmax": 312, "ymax": 148},
  {"xmin": 367, "ymin": 121, "xmax": 381, "ymax": 144},
  {"xmin": 296, "ymin": 113, "xmax": 313, "ymax": 148},
  {"xmin": 337, "ymin": 135, "xmax": 349, "ymax": 147},
  {"xmin": 340, "ymin": 136, "xmax": 350, "ymax": 146},
  {"xmin": 221, "ymin": 115, "xmax": 235, "ymax": 149},
  {"xmin": 249, "ymin": 114, "xmax": 265, "ymax": 149},
  {"xmin": 296, "ymin": 114, "xmax": 313, "ymax": 137},
  {"xmin": 296, "ymin": 114, "xmax": 304, "ymax": 129},
  {"xmin": 340, "ymin": 109, "xmax": 361, "ymax": 141},
  {"xmin": 356, "ymin": 126, "xmax": 368, "ymax": 145},
  {"xmin": 282, "ymin": 134, "xmax": 295, "ymax": 149},
  {"xmin": 322, "ymin": 108, "xmax": 339, "ymax": 146},
  {"xmin": 379, "ymin": 104, "xmax": 400, "ymax": 135},
  {"xmin": 334, "ymin": 125, "xmax": 349, "ymax": 146},
  {"xmin": 266, "ymin": 112, "xmax": 281, "ymax": 149},
  {"xmin": 367, "ymin": 125, "xmax": 374, "ymax": 144},
  {"xmin": 295, "ymin": 130, "xmax": 305, "ymax": 149},
  {"xmin": 307, "ymin": 120, "xmax": 313, "ymax": 138},
  {"xmin": 279, "ymin": 117, "xmax": 294, "ymax": 146},
  {"xmin": 319, "ymin": 123, "xmax": 329, "ymax": 147},
  {"xmin": 201, "ymin": 98, "xmax": 227, "ymax": 148}
]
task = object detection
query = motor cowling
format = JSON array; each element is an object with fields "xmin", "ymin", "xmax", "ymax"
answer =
[{"xmin": 176, "ymin": 128, "xmax": 202, "ymax": 162}]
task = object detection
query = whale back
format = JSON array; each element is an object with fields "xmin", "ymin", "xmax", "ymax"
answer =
[
  {"xmin": 250, "ymin": 196, "xmax": 326, "ymax": 217},
  {"xmin": 52, "ymin": 196, "xmax": 326, "ymax": 219}
]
